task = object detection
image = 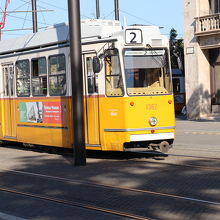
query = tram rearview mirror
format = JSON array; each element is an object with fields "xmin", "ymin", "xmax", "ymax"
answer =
[{"xmin": 93, "ymin": 56, "xmax": 101, "ymax": 73}]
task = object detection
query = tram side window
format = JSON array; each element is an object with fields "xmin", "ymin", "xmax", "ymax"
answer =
[
  {"xmin": 87, "ymin": 57, "xmax": 97, "ymax": 94},
  {"xmin": 16, "ymin": 60, "xmax": 30, "ymax": 97},
  {"xmin": 105, "ymin": 49, "xmax": 124, "ymax": 97},
  {"xmin": 49, "ymin": 54, "xmax": 66, "ymax": 96},
  {"xmin": 32, "ymin": 57, "xmax": 47, "ymax": 96},
  {"xmin": 3, "ymin": 67, "xmax": 9, "ymax": 96}
]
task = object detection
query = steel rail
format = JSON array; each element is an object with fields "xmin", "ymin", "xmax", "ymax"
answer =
[
  {"xmin": 135, "ymin": 151, "xmax": 220, "ymax": 171},
  {"xmin": 0, "ymin": 185, "xmax": 151, "ymax": 220},
  {"xmin": 1, "ymin": 168, "xmax": 220, "ymax": 207},
  {"xmin": 137, "ymin": 151, "xmax": 220, "ymax": 161},
  {"xmin": 167, "ymin": 153, "xmax": 220, "ymax": 161},
  {"xmin": 149, "ymin": 159, "xmax": 220, "ymax": 171}
]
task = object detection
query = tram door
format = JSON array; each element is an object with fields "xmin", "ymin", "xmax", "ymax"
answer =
[
  {"xmin": 2, "ymin": 64, "xmax": 16, "ymax": 138},
  {"xmin": 84, "ymin": 54, "xmax": 100, "ymax": 148}
]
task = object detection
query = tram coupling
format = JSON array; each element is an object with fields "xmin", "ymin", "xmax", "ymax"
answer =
[{"xmin": 124, "ymin": 140, "xmax": 173, "ymax": 153}]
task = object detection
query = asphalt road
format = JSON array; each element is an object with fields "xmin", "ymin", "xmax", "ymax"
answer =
[{"xmin": 172, "ymin": 117, "xmax": 220, "ymax": 158}]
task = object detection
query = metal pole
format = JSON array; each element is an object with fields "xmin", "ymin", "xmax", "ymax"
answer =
[
  {"xmin": 114, "ymin": 0, "xmax": 119, "ymax": 20},
  {"xmin": 96, "ymin": 0, "xmax": 100, "ymax": 19},
  {"xmin": 31, "ymin": 0, "xmax": 38, "ymax": 33},
  {"xmin": 68, "ymin": 0, "xmax": 86, "ymax": 166}
]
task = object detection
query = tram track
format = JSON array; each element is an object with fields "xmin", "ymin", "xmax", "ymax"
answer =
[
  {"xmin": 137, "ymin": 151, "xmax": 220, "ymax": 171},
  {"xmin": 0, "ymin": 185, "xmax": 150, "ymax": 220},
  {"xmin": 151, "ymin": 158, "xmax": 220, "ymax": 171},
  {"xmin": 170, "ymin": 147, "xmax": 220, "ymax": 153},
  {"xmin": 137, "ymin": 150, "xmax": 220, "ymax": 161},
  {"xmin": 168, "ymin": 153, "xmax": 220, "ymax": 161},
  {"xmin": 0, "ymin": 168, "xmax": 220, "ymax": 209}
]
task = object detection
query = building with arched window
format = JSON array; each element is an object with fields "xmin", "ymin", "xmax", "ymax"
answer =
[{"xmin": 183, "ymin": 0, "xmax": 220, "ymax": 119}]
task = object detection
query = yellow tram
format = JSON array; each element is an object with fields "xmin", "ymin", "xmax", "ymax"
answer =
[{"xmin": 0, "ymin": 19, "xmax": 175, "ymax": 153}]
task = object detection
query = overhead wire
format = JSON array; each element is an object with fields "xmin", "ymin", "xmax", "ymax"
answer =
[
  {"xmin": 102, "ymin": 10, "xmax": 115, "ymax": 20},
  {"xmin": 7, "ymin": 13, "xmax": 51, "ymax": 26},
  {"xmin": 21, "ymin": 0, "xmax": 30, "ymax": 29},
  {"xmin": 38, "ymin": 0, "xmax": 67, "ymax": 11},
  {"xmin": 5, "ymin": 0, "xmax": 52, "ymax": 26},
  {"xmin": 19, "ymin": 0, "xmax": 48, "ymax": 11},
  {"xmin": 2, "ymin": 1, "xmax": 183, "ymax": 39},
  {"xmin": 119, "ymin": 9, "xmax": 157, "ymax": 26},
  {"xmin": 14, "ymin": 0, "xmax": 31, "ymax": 12},
  {"xmin": 3, "ymin": 26, "xmax": 48, "ymax": 32},
  {"xmin": 37, "ymin": 0, "xmax": 89, "ymax": 21},
  {"xmin": 38, "ymin": 5, "xmax": 47, "ymax": 27},
  {"xmin": 118, "ymin": 9, "xmax": 183, "ymax": 38},
  {"xmin": 1, "ymin": 0, "xmax": 64, "ymax": 38}
]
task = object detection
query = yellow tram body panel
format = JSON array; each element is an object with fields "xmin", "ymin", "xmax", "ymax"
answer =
[
  {"xmin": 0, "ymin": 94, "xmax": 175, "ymax": 152},
  {"xmin": 99, "ymin": 95, "xmax": 175, "ymax": 151},
  {"xmin": 0, "ymin": 97, "xmax": 72, "ymax": 148},
  {"xmin": 1, "ymin": 99, "xmax": 16, "ymax": 138}
]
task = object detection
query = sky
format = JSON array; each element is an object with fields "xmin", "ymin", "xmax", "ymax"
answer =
[{"xmin": 1, "ymin": 0, "xmax": 183, "ymax": 40}]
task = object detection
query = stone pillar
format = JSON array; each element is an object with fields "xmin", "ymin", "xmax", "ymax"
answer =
[{"xmin": 183, "ymin": 0, "xmax": 211, "ymax": 119}]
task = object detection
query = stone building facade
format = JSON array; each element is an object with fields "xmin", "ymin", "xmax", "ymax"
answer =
[{"xmin": 183, "ymin": 0, "xmax": 220, "ymax": 119}]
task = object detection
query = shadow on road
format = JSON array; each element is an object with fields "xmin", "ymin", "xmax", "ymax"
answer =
[{"xmin": 0, "ymin": 145, "xmax": 220, "ymax": 219}]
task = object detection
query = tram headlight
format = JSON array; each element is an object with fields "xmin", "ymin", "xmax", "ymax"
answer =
[{"xmin": 149, "ymin": 117, "xmax": 157, "ymax": 126}]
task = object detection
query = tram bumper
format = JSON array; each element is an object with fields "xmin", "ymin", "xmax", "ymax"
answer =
[
  {"xmin": 130, "ymin": 132, "xmax": 174, "ymax": 142},
  {"xmin": 123, "ymin": 132, "xmax": 174, "ymax": 153}
]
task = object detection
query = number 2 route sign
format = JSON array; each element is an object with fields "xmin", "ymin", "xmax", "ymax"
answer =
[{"xmin": 125, "ymin": 29, "xmax": 142, "ymax": 44}]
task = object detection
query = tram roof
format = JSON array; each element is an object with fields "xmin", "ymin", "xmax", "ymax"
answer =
[
  {"xmin": 0, "ymin": 19, "xmax": 167, "ymax": 55},
  {"xmin": 0, "ymin": 19, "xmax": 122, "ymax": 55}
]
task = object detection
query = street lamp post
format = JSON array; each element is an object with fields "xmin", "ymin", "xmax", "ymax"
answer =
[{"xmin": 68, "ymin": 0, "xmax": 86, "ymax": 166}]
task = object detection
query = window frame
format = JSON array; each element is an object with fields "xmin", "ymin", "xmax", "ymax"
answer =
[
  {"xmin": 31, "ymin": 56, "xmax": 47, "ymax": 97},
  {"xmin": 104, "ymin": 49, "xmax": 124, "ymax": 97},
  {"xmin": 123, "ymin": 48, "xmax": 172, "ymax": 96},
  {"xmin": 86, "ymin": 56, "xmax": 98, "ymax": 94},
  {"xmin": 48, "ymin": 53, "xmax": 67, "ymax": 96},
  {"xmin": 15, "ymin": 59, "xmax": 30, "ymax": 97}
]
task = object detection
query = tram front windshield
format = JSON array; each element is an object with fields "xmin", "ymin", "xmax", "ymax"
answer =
[{"xmin": 124, "ymin": 48, "xmax": 172, "ymax": 96}]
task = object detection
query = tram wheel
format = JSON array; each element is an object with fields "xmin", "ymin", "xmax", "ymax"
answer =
[{"xmin": 159, "ymin": 141, "xmax": 170, "ymax": 153}]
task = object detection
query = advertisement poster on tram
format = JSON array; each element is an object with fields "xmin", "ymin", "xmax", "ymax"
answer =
[
  {"xmin": 19, "ymin": 102, "xmax": 63, "ymax": 124},
  {"xmin": 42, "ymin": 102, "xmax": 63, "ymax": 124}
]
